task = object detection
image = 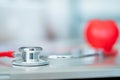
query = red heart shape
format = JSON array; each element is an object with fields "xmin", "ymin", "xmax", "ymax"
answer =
[{"xmin": 84, "ymin": 19, "xmax": 119, "ymax": 56}]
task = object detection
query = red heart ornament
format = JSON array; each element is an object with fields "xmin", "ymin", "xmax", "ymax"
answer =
[{"xmin": 85, "ymin": 19, "xmax": 119, "ymax": 56}]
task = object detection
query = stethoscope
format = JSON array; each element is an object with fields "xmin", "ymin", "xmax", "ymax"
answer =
[{"xmin": 0, "ymin": 47, "xmax": 104, "ymax": 67}]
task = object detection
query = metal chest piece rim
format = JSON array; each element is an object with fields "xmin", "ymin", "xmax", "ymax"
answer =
[{"xmin": 12, "ymin": 47, "xmax": 49, "ymax": 67}]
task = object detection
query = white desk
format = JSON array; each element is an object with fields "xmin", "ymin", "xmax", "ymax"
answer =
[{"xmin": 0, "ymin": 56, "xmax": 120, "ymax": 80}]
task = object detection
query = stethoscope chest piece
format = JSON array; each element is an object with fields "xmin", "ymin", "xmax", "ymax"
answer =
[{"xmin": 12, "ymin": 47, "xmax": 49, "ymax": 67}]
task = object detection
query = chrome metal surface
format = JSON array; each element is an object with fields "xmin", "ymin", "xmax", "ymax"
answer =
[{"xmin": 13, "ymin": 47, "xmax": 49, "ymax": 67}]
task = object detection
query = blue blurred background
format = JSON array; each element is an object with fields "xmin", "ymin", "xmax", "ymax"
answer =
[{"xmin": 0, "ymin": 0, "xmax": 120, "ymax": 55}]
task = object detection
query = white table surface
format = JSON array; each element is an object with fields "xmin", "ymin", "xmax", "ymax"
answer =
[
  {"xmin": 0, "ymin": 55, "xmax": 120, "ymax": 80},
  {"xmin": 0, "ymin": 43, "xmax": 120, "ymax": 80}
]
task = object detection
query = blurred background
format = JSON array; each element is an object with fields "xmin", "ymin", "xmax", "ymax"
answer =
[{"xmin": 0, "ymin": 0, "xmax": 120, "ymax": 55}]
